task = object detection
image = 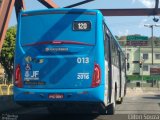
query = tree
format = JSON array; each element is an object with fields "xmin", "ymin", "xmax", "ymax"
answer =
[
  {"xmin": 0, "ymin": 26, "xmax": 16, "ymax": 82},
  {"xmin": 115, "ymin": 35, "xmax": 119, "ymax": 40}
]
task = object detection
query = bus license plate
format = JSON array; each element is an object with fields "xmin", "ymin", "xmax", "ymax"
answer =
[{"xmin": 48, "ymin": 94, "xmax": 64, "ymax": 99}]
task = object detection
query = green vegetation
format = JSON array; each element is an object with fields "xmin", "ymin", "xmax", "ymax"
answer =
[
  {"xmin": 127, "ymin": 75, "xmax": 160, "ymax": 81},
  {"xmin": 0, "ymin": 26, "xmax": 16, "ymax": 82}
]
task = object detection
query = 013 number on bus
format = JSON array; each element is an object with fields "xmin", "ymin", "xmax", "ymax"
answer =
[{"xmin": 77, "ymin": 57, "xmax": 89, "ymax": 64}]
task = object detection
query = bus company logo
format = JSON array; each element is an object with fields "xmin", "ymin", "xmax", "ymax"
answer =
[
  {"xmin": 25, "ymin": 71, "xmax": 30, "ymax": 77},
  {"xmin": 24, "ymin": 71, "xmax": 39, "ymax": 80},
  {"xmin": 45, "ymin": 47, "xmax": 68, "ymax": 52},
  {"xmin": 38, "ymin": 59, "xmax": 44, "ymax": 64},
  {"xmin": 25, "ymin": 56, "xmax": 32, "ymax": 63}
]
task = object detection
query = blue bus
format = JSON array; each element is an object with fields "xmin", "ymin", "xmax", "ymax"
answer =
[{"xmin": 14, "ymin": 9, "xmax": 126, "ymax": 114}]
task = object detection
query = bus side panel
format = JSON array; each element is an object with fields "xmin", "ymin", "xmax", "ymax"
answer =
[
  {"xmin": 121, "ymin": 57, "xmax": 126, "ymax": 97},
  {"xmin": 121, "ymin": 72, "xmax": 125, "ymax": 97},
  {"xmin": 95, "ymin": 11, "xmax": 105, "ymax": 104}
]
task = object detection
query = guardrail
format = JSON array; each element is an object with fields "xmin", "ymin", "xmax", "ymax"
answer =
[
  {"xmin": 0, "ymin": 84, "xmax": 13, "ymax": 95},
  {"xmin": 7, "ymin": 84, "xmax": 13, "ymax": 95}
]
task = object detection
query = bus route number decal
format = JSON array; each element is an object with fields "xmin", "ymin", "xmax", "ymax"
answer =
[
  {"xmin": 73, "ymin": 21, "xmax": 91, "ymax": 31},
  {"xmin": 78, "ymin": 23, "xmax": 87, "ymax": 30},
  {"xmin": 77, "ymin": 57, "xmax": 89, "ymax": 64},
  {"xmin": 77, "ymin": 73, "xmax": 89, "ymax": 80}
]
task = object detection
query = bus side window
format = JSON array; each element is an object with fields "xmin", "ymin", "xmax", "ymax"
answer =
[
  {"xmin": 116, "ymin": 49, "xmax": 118, "ymax": 66},
  {"xmin": 120, "ymin": 53, "xmax": 123, "ymax": 68},
  {"xmin": 121, "ymin": 54, "xmax": 125, "ymax": 72},
  {"xmin": 103, "ymin": 24, "xmax": 109, "ymax": 61},
  {"xmin": 111, "ymin": 39, "xmax": 116, "ymax": 66},
  {"xmin": 117, "ymin": 49, "xmax": 120, "ymax": 67},
  {"xmin": 121, "ymin": 53, "xmax": 124, "ymax": 70}
]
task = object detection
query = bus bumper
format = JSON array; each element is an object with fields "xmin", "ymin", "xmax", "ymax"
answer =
[{"xmin": 14, "ymin": 85, "xmax": 104, "ymax": 103}]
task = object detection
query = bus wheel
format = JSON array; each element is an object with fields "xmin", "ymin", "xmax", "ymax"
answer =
[{"xmin": 116, "ymin": 97, "xmax": 123, "ymax": 104}]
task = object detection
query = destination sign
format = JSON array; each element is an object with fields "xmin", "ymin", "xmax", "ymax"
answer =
[{"xmin": 73, "ymin": 21, "xmax": 91, "ymax": 31}]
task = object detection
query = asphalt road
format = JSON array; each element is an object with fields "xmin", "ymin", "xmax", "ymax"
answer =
[
  {"xmin": 1, "ymin": 88, "xmax": 160, "ymax": 120},
  {"xmin": 116, "ymin": 90, "xmax": 160, "ymax": 114}
]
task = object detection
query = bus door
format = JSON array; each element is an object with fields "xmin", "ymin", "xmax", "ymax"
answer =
[{"xmin": 104, "ymin": 25, "xmax": 112, "ymax": 103}]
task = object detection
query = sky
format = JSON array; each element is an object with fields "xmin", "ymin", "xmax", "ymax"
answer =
[{"xmin": 9, "ymin": 0, "xmax": 160, "ymax": 37}]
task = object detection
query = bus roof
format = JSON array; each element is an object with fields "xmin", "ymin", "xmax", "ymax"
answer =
[{"xmin": 20, "ymin": 8, "xmax": 101, "ymax": 16}]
